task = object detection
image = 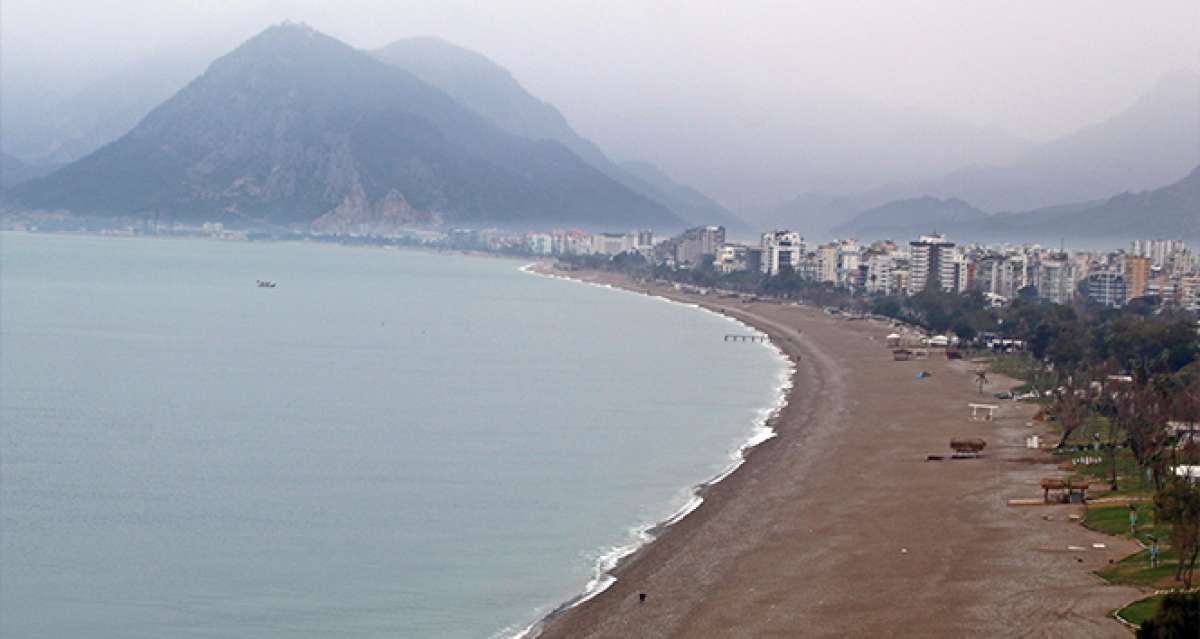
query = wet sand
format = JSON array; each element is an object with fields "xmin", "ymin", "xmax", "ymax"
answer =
[{"xmin": 533, "ymin": 269, "xmax": 1140, "ymax": 638}]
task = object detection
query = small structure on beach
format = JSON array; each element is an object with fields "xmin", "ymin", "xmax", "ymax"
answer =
[
  {"xmin": 893, "ymin": 348, "xmax": 912, "ymax": 361},
  {"xmin": 950, "ymin": 438, "xmax": 986, "ymax": 458},
  {"xmin": 886, "ymin": 333, "xmax": 902, "ymax": 348},
  {"xmin": 1041, "ymin": 478, "xmax": 1089, "ymax": 503},
  {"xmin": 969, "ymin": 403, "xmax": 999, "ymax": 421}
]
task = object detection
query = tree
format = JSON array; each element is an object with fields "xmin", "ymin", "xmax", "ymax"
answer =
[
  {"xmin": 1051, "ymin": 372, "xmax": 1090, "ymax": 449},
  {"xmin": 1119, "ymin": 379, "xmax": 1174, "ymax": 491},
  {"xmin": 1154, "ymin": 479, "xmax": 1200, "ymax": 588},
  {"xmin": 1136, "ymin": 592, "xmax": 1200, "ymax": 638}
]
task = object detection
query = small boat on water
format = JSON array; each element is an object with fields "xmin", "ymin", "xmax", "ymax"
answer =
[{"xmin": 256, "ymin": 280, "xmax": 277, "ymax": 288}]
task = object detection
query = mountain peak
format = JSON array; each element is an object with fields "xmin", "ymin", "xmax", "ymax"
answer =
[{"xmin": 8, "ymin": 27, "xmax": 680, "ymax": 230}]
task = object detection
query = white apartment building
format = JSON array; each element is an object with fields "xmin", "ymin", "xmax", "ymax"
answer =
[
  {"xmin": 866, "ymin": 254, "xmax": 898, "ymax": 295},
  {"xmin": 526, "ymin": 233, "xmax": 553, "ymax": 255},
  {"xmin": 761, "ymin": 231, "xmax": 804, "ymax": 275},
  {"xmin": 1036, "ymin": 255, "xmax": 1074, "ymax": 305},
  {"xmin": 590, "ymin": 232, "xmax": 634, "ymax": 256},
  {"xmin": 1132, "ymin": 239, "xmax": 1187, "ymax": 268}
]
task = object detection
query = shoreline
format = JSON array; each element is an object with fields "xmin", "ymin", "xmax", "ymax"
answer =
[
  {"xmin": 512, "ymin": 263, "xmax": 796, "ymax": 638},
  {"xmin": 526, "ymin": 264, "xmax": 1141, "ymax": 639}
]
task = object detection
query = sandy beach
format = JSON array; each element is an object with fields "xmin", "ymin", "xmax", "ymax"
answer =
[{"xmin": 532, "ymin": 267, "xmax": 1141, "ymax": 638}]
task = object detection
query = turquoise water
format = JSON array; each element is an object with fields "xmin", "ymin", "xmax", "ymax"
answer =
[{"xmin": 0, "ymin": 232, "xmax": 787, "ymax": 638}]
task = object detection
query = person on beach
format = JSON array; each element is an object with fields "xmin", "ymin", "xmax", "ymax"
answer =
[{"xmin": 639, "ymin": 593, "xmax": 647, "ymax": 604}]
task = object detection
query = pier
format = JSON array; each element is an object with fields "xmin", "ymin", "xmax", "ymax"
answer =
[{"xmin": 724, "ymin": 334, "xmax": 769, "ymax": 343}]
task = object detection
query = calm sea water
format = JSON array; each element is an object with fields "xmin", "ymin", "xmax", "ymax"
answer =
[{"xmin": 0, "ymin": 232, "xmax": 787, "ymax": 638}]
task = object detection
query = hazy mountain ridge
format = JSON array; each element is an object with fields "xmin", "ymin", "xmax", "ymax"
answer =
[
  {"xmin": 768, "ymin": 70, "xmax": 1200, "ymax": 237},
  {"xmin": 7, "ymin": 24, "xmax": 682, "ymax": 231},
  {"xmin": 961, "ymin": 164, "xmax": 1200, "ymax": 241},
  {"xmin": 832, "ymin": 196, "xmax": 987, "ymax": 238},
  {"xmin": 373, "ymin": 37, "xmax": 747, "ymax": 230},
  {"xmin": 831, "ymin": 165, "xmax": 1200, "ymax": 243},
  {"xmin": 1, "ymin": 153, "xmax": 59, "ymax": 190},
  {"xmin": 1, "ymin": 42, "xmax": 220, "ymax": 165}
]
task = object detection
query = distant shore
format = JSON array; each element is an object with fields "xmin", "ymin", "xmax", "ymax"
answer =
[{"xmin": 527, "ymin": 264, "xmax": 1140, "ymax": 639}]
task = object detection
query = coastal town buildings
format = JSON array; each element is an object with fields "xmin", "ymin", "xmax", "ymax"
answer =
[
  {"xmin": 435, "ymin": 222, "xmax": 1198, "ymax": 318},
  {"xmin": 1132, "ymin": 239, "xmax": 1187, "ymax": 269}
]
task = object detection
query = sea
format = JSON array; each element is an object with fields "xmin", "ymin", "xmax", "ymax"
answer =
[{"xmin": 0, "ymin": 232, "xmax": 790, "ymax": 638}]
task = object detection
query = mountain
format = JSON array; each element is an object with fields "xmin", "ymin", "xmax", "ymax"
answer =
[
  {"xmin": 7, "ymin": 24, "xmax": 682, "ymax": 231},
  {"xmin": 832, "ymin": 196, "xmax": 987, "ymax": 239},
  {"xmin": 617, "ymin": 161, "xmax": 747, "ymax": 232},
  {"xmin": 1, "ymin": 153, "xmax": 59, "ymax": 190},
  {"xmin": 765, "ymin": 69, "xmax": 1200, "ymax": 235},
  {"xmin": 372, "ymin": 37, "xmax": 746, "ymax": 230},
  {"xmin": 1, "ymin": 42, "xmax": 218, "ymax": 165},
  {"xmin": 831, "ymin": 165, "xmax": 1200, "ymax": 244},
  {"xmin": 879, "ymin": 70, "xmax": 1200, "ymax": 213},
  {"xmin": 961, "ymin": 165, "xmax": 1200, "ymax": 241}
]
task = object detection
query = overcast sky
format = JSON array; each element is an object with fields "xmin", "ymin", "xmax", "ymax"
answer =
[{"xmin": 4, "ymin": 1, "xmax": 1196, "ymax": 142}]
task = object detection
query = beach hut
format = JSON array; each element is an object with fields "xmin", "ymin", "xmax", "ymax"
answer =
[
  {"xmin": 928, "ymin": 335, "xmax": 950, "ymax": 348},
  {"xmin": 886, "ymin": 333, "xmax": 902, "ymax": 348}
]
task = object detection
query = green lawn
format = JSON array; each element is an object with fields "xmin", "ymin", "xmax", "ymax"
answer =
[
  {"xmin": 1115, "ymin": 594, "xmax": 1165, "ymax": 627},
  {"xmin": 1113, "ymin": 595, "xmax": 1161, "ymax": 624},
  {"xmin": 1083, "ymin": 502, "xmax": 1167, "ymax": 539},
  {"xmin": 1097, "ymin": 547, "xmax": 1183, "ymax": 589},
  {"xmin": 1065, "ymin": 448, "xmax": 1157, "ymax": 498}
]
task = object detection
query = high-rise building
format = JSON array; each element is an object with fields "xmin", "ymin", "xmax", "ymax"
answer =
[
  {"xmin": 761, "ymin": 231, "xmax": 804, "ymax": 275},
  {"xmin": 866, "ymin": 254, "xmax": 898, "ymax": 295},
  {"xmin": 1125, "ymin": 255, "xmax": 1151, "ymax": 301},
  {"xmin": 907, "ymin": 234, "xmax": 958, "ymax": 294},
  {"xmin": 1087, "ymin": 270, "xmax": 1127, "ymax": 307},
  {"xmin": 673, "ymin": 225, "xmax": 726, "ymax": 265},
  {"xmin": 1036, "ymin": 254, "xmax": 1074, "ymax": 304},
  {"xmin": 1132, "ymin": 239, "xmax": 1186, "ymax": 268},
  {"xmin": 816, "ymin": 244, "xmax": 838, "ymax": 283}
]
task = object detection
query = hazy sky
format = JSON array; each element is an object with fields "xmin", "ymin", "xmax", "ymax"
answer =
[{"xmin": 4, "ymin": 1, "xmax": 1196, "ymax": 141}]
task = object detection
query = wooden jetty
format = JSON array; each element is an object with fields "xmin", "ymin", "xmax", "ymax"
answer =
[{"xmin": 725, "ymin": 334, "xmax": 769, "ymax": 343}]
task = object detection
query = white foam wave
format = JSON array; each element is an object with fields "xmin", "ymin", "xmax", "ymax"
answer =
[{"xmin": 508, "ymin": 264, "xmax": 795, "ymax": 639}]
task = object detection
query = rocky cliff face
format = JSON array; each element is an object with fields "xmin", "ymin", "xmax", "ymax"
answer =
[{"xmin": 310, "ymin": 183, "xmax": 441, "ymax": 235}]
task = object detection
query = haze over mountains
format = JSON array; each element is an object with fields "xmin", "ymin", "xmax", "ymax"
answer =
[
  {"xmin": 371, "ymin": 37, "xmax": 747, "ymax": 231},
  {"xmin": 767, "ymin": 69, "xmax": 1200, "ymax": 239},
  {"xmin": 1, "ymin": 41, "xmax": 224, "ymax": 167},
  {"xmin": 835, "ymin": 164, "xmax": 1200, "ymax": 244},
  {"xmin": 1, "ymin": 20, "xmax": 1196, "ymax": 241},
  {"xmin": 7, "ymin": 25, "xmax": 682, "ymax": 231}
]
